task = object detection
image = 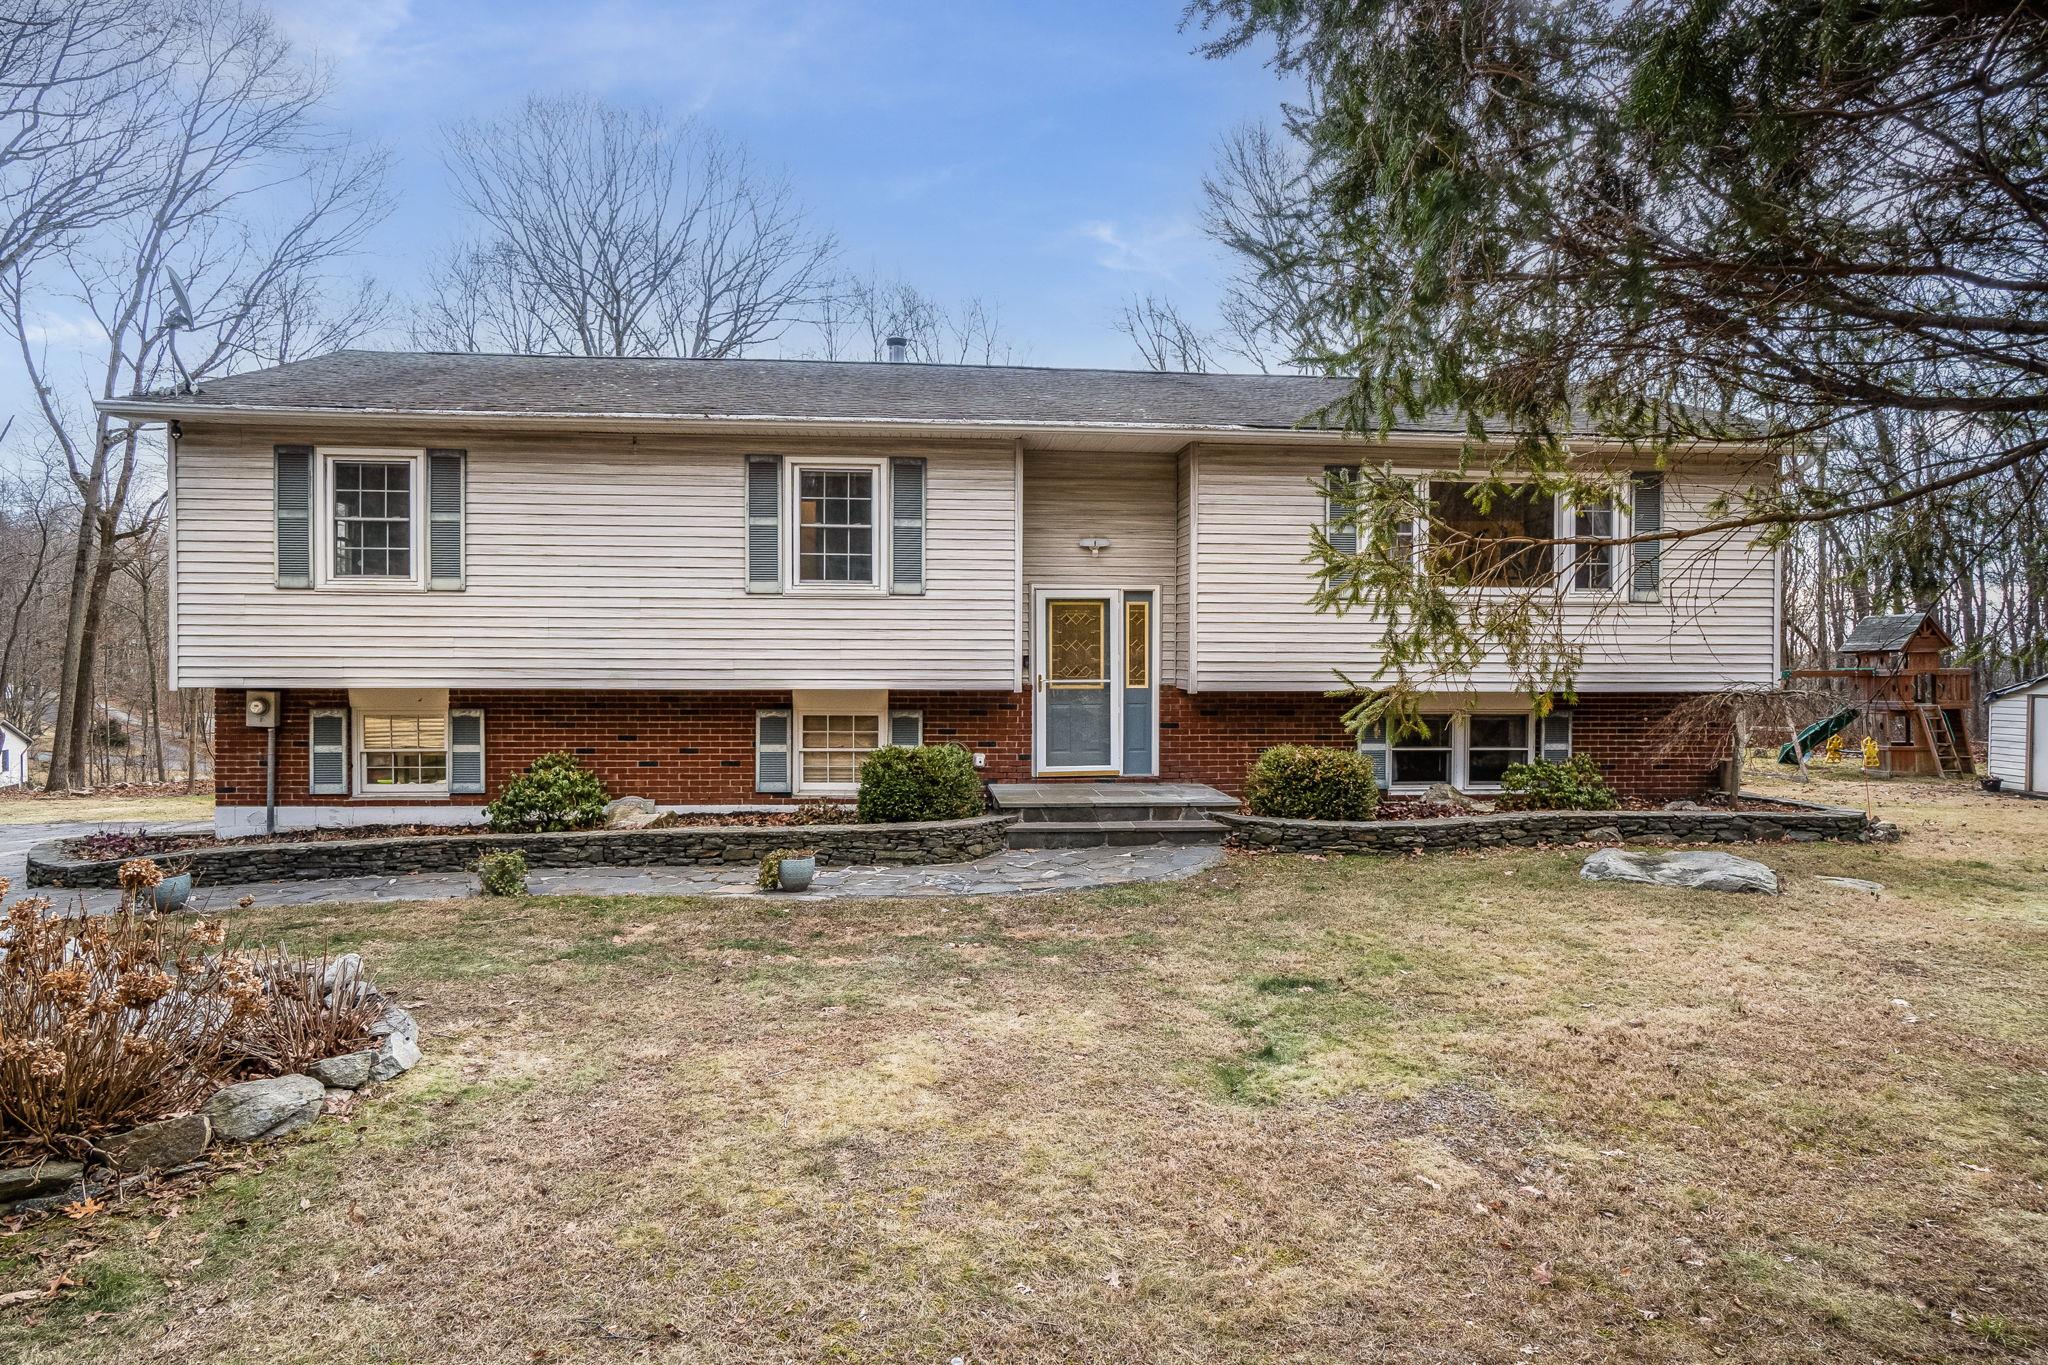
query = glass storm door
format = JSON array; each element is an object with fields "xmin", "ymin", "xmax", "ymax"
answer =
[{"xmin": 1040, "ymin": 594, "xmax": 1117, "ymax": 772}]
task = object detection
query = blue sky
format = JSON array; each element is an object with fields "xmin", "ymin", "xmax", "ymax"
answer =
[
  {"xmin": 272, "ymin": 0, "xmax": 1289, "ymax": 366},
  {"xmin": 0, "ymin": 2, "xmax": 1293, "ymax": 475}
]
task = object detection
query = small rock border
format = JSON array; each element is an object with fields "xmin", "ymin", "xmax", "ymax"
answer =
[
  {"xmin": 0, "ymin": 962, "xmax": 420, "ymax": 1218},
  {"xmin": 1216, "ymin": 792, "xmax": 1896, "ymax": 855},
  {"xmin": 28, "ymin": 814, "xmax": 1019, "ymax": 890}
]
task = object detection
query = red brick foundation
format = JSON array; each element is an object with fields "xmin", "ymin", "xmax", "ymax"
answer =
[{"xmin": 215, "ymin": 686, "xmax": 1726, "ymax": 810}]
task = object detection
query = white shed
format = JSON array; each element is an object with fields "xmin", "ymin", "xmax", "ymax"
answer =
[
  {"xmin": 1986, "ymin": 674, "xmax": 2048, "ymax": 796},
  {"xmin": 0, "ymin": 719, "xmax": 28, "ymax": 788}
]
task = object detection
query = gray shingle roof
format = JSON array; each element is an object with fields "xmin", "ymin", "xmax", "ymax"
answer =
[
  {"xmin": 103, "ymin": 349, "xmax": 1457, "ymax": 433},
  {"xmin": 1839, "ymin": 611, "xmax": 1938, "ymax": 653}
]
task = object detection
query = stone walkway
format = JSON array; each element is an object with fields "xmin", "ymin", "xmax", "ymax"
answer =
[{"xmin": 23, "ymin": 841, "xmax": 1225, "ymax": 913}]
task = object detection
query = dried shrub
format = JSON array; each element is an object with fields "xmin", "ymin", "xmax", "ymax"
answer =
[
  {"xmin": 0, "ymin": 880, "xmax": 252, "ymax": 1155},
  {"xmin": 0, "ymin": 869, "xmax": 381, "ymax": 1159},
  {"xmin": 228, "ymin": 949, "xmax": 378, "ymax": 1076}
]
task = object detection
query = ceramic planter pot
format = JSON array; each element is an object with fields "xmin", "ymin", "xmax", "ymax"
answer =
[
  {"xmin": 777, "ymin": 856, "xmax": 816, "ymax": 892},
  {"xmin": 152, "ymin": 873, "xmax": 194, "ymax": 913}
]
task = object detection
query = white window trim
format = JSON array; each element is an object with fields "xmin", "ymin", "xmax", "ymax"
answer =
[
  {"xmin": 352, "ymin": 708, "xmax": 450, "ymax": 799},
  {"xmin": 785, "ymin": 456, "xmax": 888, "ymax": 594},
  {"xmin": 316, "ymin": 447, "xmax": 426, "ymax": 591},
  {"xmin": 792, "ymin": 696, "xmax": 889, "ymax": 797},
  {"xmin": 1362, "ymin": 707, "xmax": 1542, "ymax": 794}
]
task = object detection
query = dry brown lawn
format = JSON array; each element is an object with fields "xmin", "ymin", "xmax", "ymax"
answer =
[{"xmin": 4, "ymin": 774, "xmax": 2045, "ymax": 1363}]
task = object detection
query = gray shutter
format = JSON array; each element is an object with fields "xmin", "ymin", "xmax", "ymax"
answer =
[
  {"xmin": 275, "ymin": 445, "xmax": 313, "ymax": 589},
  {"xmin": 890, "ymin": 457, "xmax": 926, "ymax": 594},
  {"xmin": 428, "ymin": 449, "xmax": 466, "ymax": 591},
  {"xmin": 310, "ymin": 708, "xmax": 348, "ymax": 795},
  {"xmin": 449, "ymin": 708, "xmax": 485, "ymax": 793},
  {"xmin": 889, "ymin": 710, "xmax": 923, "ymax": 747},
  {"xmin": 746, "ymin": 456, "xmax": 782, "ymax": 594},
  {"xmin": 1540, "ymin": 711, "xmax": 1573, "ymax": 764},
  {"xmin": 1630, "ymin": 472, "xmax": 1663, "ymax": 602},
  {"xmin": 755, "ymin": 709, "xmax": 791, "ymax": 793},
  {"xmin": 1324, "ymin": 465, "xmax": 1359, "ymax": 555}
]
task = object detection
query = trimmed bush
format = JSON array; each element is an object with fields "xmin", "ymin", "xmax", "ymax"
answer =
[
  {"xmin": 1496, "ymin": 755, "xmax": 1618, "ymax": 811},
  {"xmin": 475, "ymin": 850, "xmax": 528, "ymax": 896},
  {"xmin": 855, "ymin": 744, "xmax": 982, "ymax": 823},
  {"xmin": 484, "ymin": 752, "xmax": 610, "ymax": 833},
  {"xmin": 1243, "ymin": 746, "xmax": 1382, "ymax": 821}
]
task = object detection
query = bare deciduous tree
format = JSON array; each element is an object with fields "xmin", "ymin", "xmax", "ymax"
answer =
[
  {"xmin": 807, "ymin": 272, "xmax": 1017, "ymax": 365},
  {"xmin": 1112, "ymin": 292, "xmax": 1214, "ymax": 372},
  {"xmin": 3, "ymin": 0, "xmax": 388, "ymax": 789},
  {"xmin": 416, "ymin": 95, "xmax": 835, "ymax": 359},
  {"xmin": 1200, "ymin": 121, "xmax": 1331, "ymax": 373},
  {"xmin": 0, "ymin": 0, "xmax": 164, "ymax": 277}
]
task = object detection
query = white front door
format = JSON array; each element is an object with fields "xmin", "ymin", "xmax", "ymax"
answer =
[{"xmin": 1034, "ymin": 588, "xmax": 1121, "ymax": 775}]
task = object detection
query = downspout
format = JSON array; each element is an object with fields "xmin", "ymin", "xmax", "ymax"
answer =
[{"xmin": 265, "ymin": 689, "xmax": 280, "ymax": 835}]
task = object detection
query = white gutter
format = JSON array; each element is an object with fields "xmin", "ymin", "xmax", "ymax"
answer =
[{"xmin": 92, "ymin": 396, "xmax": 1774, "ymax": 457}]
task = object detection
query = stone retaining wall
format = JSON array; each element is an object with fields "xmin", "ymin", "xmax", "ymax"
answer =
[
  {"xmin": 1214, "ymin": 794, "xmax": 1880, "ymax": 854},
  {"xmin": 27, "ymin": 815, "xmax": 1019, "ymax": 890}
]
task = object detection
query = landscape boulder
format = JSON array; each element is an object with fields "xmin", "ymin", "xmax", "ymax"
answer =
[
  {"xmin": 307, "ymin": 1049, "xmax": 379, "ymax": 1089},
  {"xmin": 203, "ymin": 1074, "xmax": 326, "ymax": 1143},
  {"xmin": 1580, "ymin": 848, "xmax": 1780, "ymax": 895},
  {"xmin": 602, "ymin": 796, "xmax": 659, "ymax": 829},
  {"xmin": 0, "ymin": 1160, "xmax": 84, "ymax": 1202},
  {"xmin": 370, "ymin": 1030, "xmax": 421, "ymax": 1082},
  {"xmin": 1816, "ymin": 876, "xmax": 1884, "ymax": 895},
  {"xmin": 100, "ymin": 1114, "xmax": 211, "ymax": 1173}
]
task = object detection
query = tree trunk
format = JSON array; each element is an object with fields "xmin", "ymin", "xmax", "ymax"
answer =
[{"xmin": 44, "ymin": 497, "xmax": 98, "ymax": 790}]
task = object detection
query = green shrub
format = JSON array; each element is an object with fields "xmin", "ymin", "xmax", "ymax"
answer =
[
  {"xmin": 758, "ymin": 847, "xmax": 816, "ymax": 889},
  {"xmin": 1496, "ymin": 755, "xmax": 1618, "ymax": 811},
  {"xmin": 855, "ymin": 744, "xmax": 982, "ymax": 823},
  {"xmin": 1243, "ymin": 745, "xmax": 1382, "ymax": 821},
  {"xmin": 475, "ymin": 849, "xmax": 529, "ymax": 896},
  {"xmin": 483, "ymin": 752, "xmax": 609, "ymax": 832}
]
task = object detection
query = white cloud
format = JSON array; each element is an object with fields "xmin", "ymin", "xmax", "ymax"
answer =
[{"xmin": 1073, "ymin": 217, "xmax": 1205, "ymax": 281}]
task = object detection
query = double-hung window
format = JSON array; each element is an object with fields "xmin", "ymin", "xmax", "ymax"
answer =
[
  {"xmin": 1571, "ymin": 495, "xmax": 1620, "ymax": 592},
  {"xmin": 793, "ymin": 461, "xmax": 881, "ymax": 586},
  {"xmin": 1359, "ymin": 710, "xmax": 1545, "ymax": 791},
  {"xmin": 318, "ymin": 450, "xmax": 424, "ymax": 588},
  {"xmin": 1466, "ymin": 714, "xmax": 1533, "ymax": 785},
  {"xmin": 359, "ymin": 714, "xmax": 447, "ymax": 791},
  {"xmin": 799, "ymin": 713, "xmax": 880, "ymax": 786}
]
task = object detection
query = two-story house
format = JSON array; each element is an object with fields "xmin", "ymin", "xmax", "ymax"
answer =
[{"xmin": 100, "ymin": 350, "xmax": 1777, "ymax": 836}]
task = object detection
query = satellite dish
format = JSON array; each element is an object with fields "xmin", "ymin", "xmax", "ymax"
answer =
[{"xmin": 164, "ymin": 269, "xmax": 194, "ymax": 330}]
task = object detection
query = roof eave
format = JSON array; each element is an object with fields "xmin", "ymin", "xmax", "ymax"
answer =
[{"xmin": 95, "ymin": 396, "xmax": 1778, "ymax": 456}]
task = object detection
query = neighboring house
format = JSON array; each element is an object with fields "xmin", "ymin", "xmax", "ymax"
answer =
[
  {"xmin": 1986, "ymin": 674, "xmax": 2048, "ymax": 796},
  {"xmin": 0, "ymin": 718, "xmax": 28, "ymax": 788},
  {"xmin": 100, "ymin": 350, "xmax": 1779, "ymax": 836}
]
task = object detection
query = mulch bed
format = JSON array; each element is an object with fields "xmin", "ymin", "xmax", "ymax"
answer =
[{"xmin": 1293, "ymin": 794, "xmax": 1810, "ymax": 822}]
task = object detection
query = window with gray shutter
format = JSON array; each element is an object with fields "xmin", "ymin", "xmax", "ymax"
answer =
[
  {"xmin": 449, "ymin": 708, "xmax": 485, "ymax": 792},
  {"xmin": 1540, "ymin": 711, "xmax": 1573, "ymax": 763},
  {"xmin": 1356, "ymin": 718, "xmax": 1390, "ymax": 788},
  {"xmin": 310, "ymin": 708, "xmax": 349, "ymax": 794},
  {"xmin": 275, "ymin": 446, "xmax": 313, "ymax": 589},
  {"xmin": 428, "ymin": 450, "xmax": 466, "ymax": 590},
  {"xmin": 755, "ymin": 709, "xmax": 791, "ymax": 793},
  {"xmin": 888, "ymin": 710, "xmax": 923, "ymax": 747},
  {"xmin": 1323, "ymin": 465, "xmax": 1360, "ymax": 555},
  {"xmin": 890, "ymin": 457, "xmax": 926, "ymax": 594},
  {"xmin": 746, "ymin": 456, "xmax": 782, "ymax": 593},
  {"xmin": 1630, "ymin": 471, "xmax": 1663, "ymax": 602}
]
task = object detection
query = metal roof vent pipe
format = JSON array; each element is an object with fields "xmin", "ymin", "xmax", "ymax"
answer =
[{"xmin": 885, "ymin": 335, "xmax": 909, "ymax": 363}]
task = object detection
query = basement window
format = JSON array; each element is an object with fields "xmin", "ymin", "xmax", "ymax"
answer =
[{"xmin": 358, "ymin": 714, "xmax": 447, "ymax": 792}]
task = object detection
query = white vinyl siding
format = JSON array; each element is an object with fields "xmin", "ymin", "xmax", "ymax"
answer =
[
  {"xmin": 1021, "ymin": 449, "xmax": 1180, "ymax": 685},
  {"xmin": 172, "ymin": 431, "xmax": 1020, "ymax": 689},
  {"xmin": 1986, "ymin": 689, "xmax": 2040, "ymax": 791},
  {"xmin": 1189, "ymin": 447, "xmax": 1778, "ymax": 692}
]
